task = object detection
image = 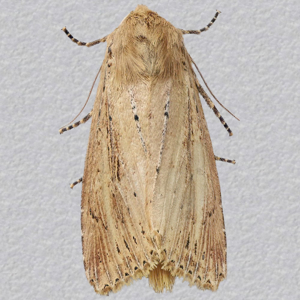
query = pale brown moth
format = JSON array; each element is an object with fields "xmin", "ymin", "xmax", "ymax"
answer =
[{"xmin": 60, "ymin": 5, "xmax": 236, "ymax": 295}]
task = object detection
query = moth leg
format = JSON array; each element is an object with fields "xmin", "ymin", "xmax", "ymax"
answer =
[
  {"xmin": 196, "ymin": 83, "xmax": 233, "ymax": 136},
  {"xmin": 181, "ymin": 10, "xmax": 221, "ymax": 34},
  {"xmin": 215, "ymin": 155, "xmax": 236, "ymax": 164},
  {"xmin": 70, "ymin": 177, "xmax": 82, "ymax": 189},
  {"xmin": 59, "ymin": 111, "xmax": 92, "ymax": 134},
  {"xmin": 62, "ymin": 27, "xmax": 107, "ymax": 47}
]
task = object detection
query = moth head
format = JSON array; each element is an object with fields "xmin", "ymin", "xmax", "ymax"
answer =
[
  {"xmin": 113, "ymin": 5, "xmax": 186, "ymax": 84},
  {"xmin": 119, "ymin": 5, "xmax": 155, "ymax": 26},
  {"xmin": 133, "ymin": 4, "xmax": 153, "ymax": 14}
]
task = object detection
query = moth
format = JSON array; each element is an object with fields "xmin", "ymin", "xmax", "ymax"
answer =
[{"xmin": 60, "ymin": 5, "xmax": 236, "ymax": 295}]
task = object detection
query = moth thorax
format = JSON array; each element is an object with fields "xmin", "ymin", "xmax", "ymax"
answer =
[{"xmin": 148, "ymin": 263, "xmax": 175, "ymax": 293}]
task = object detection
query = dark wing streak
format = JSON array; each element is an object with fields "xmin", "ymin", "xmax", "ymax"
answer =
[
  {"xmin": 185, "ymin": 190, "xmax": 195, "ymax": 275},
  {"xmin": 96, "ymin": 189, "xmax": 122, "ymax": 284},
  {"xmin": 194, "ymin": 212, "xmax": 207, "ymax": 280},
  {"xmin": 117, "ymin": 154, "xmax": 158, "ymax": 254},
  {"xmin": 177, "ymin": 86, "xmax": 192, "ymax": 275},
  {"xmin": 88, "ymin": 200, "xmax": 112, "ymax": 289},
  {"xmin": 114, "ymin": 180, "xmax": 149, "ymax": 266},
  {"xmin": 89, "ymin": 229, "xmax": 97, "ymax": 285},
  {"xmin": 156, "ymin": 88, "xmax": 171, "ymax": 172},
  {"xmin": 124, "ymin": 256, "xmax": 133, "ymax": 274},
  {"xmin": 218, "ymin": 237, "xmax": 225, "ymax": 275},
  {"xmin": 185, "ymin": 86, "xmax": 193, "ymax": 274},
  {"xmin": 106, "ymin": 76, "xmax": 115, "ymax": 169},
  {"xmin": 157, "ymin": 88, "xmax": 171, "ymax": 231},
  {"xmin": 215, "ymin": 222, "xmax": 225, "ymax": 278},
  {"xmin": 215, "ymin": 214, "xmax": 221, "ymax": 283},
  {"xmin": 205, "ymin": 215, "xmax": 212, "ymax": 281},
  {"xmin": 113, "ymin": 182, "xmax": 142, "ymax": 270},
  {"xmin": 176, "ymin": 183, "xmax": 192, "ymax": 272},
  {"xmin": 198, "ymin": 212, "xmax": 208, "ymax": 279},
  {"xmin": 95, "ymin": 69, "xmax": 107, "ymax": 133},
  {"xmin": 206, "ymin": 174, "xmax": 221, "ymax": 284},
  {"xmin": 213, "ymin": 218, "xmax": 218, "ymax": 283},
  {"xmin": 186, "ymin": 251, "xmax": 192, "ymax": 273},
  {"xmin": 211, "ymin": 217, "xmax": 216, "ymax": 283},
  {"xmin": 95, "ymin": 218, "xmax": 113, "ymax": 287},
  {"xmin": 129, "ymin": 87, "xmax": 147, "ymax": 153}
]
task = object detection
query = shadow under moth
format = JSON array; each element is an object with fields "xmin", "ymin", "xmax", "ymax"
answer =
[{"xmin": 59, "ymin": 5, "xmax": 236, "ymax": 295}]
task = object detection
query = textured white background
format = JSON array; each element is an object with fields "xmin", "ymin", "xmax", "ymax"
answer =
[{"xmin": 1, "ymin": 0, "xmax": 299, "ymax": 299}]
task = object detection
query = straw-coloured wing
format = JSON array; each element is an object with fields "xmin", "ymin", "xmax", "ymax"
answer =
[{"xmin": 151, "ymin": 69, "xmax": 227, "ymax": 291}]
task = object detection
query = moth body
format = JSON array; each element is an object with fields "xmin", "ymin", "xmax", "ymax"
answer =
[{"xmin": 61, "ymin": 5, "xmax": 233, "ymax": 295}]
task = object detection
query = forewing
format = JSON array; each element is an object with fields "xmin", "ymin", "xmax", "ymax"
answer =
[
  {"xmin": 81, "ymin": 44, "xmax": 159, "ymax": 295},
  {"xmin": 152, "ymin": 62, "xmax": 227, "ymax": 290}
]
